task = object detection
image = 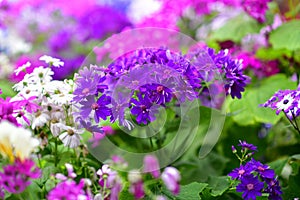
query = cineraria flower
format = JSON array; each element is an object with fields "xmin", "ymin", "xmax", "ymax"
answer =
[
  {"xmin": 79, "ymin": 95, "xmax": 112, "ymax": 123},
  {"xmin": 265, "ymin": 178, "xmax": 282, "ymax": 200},
  {"xmin": 130, "ymin": 93, "xmax": 158, "ymax": 125},
  {"xmin": 14, "ymin": 61, "xmax": 31, "ymax": 76},
  {"xmin": 48, "ymin": 179, "xmax": 90, "ymax": 200},
  {"xmin": 207, "ymin": 48, "xmax": 250, "ymax": 99},
  {"xmin": 39, "ymin": 55, "xmax": 64, "ymax": 68},
  {"xmin": 161, "ymin": 167, "xmax": 181, "ymax": 195},
  {"xmin": 242, "ymin": 0, "xmax": 271, "ymax": 23},
  {"xmin": 0, "ymin": 159, "xmax": 40, "ymax": 194},
  {"xmin": 236, "ymin": 175, "xmax": 264, "ymax": 200},
  {"xmin": 143, "ymin": 155, "xmax": 161, "ymax": 178},
  {"xmin": 249, "ymin": 159, "xmax": 275, "ymax": 179},
  {"xmin": 0, "ymin": 98, "xmax": 19, "ymax": 126},
  {"xmin": 228, "ymin": 163, "xmax": 253, "ymax": 180},
  {"xmin": 238, "ymin": 140, "xmax": 258, "ymax": 152},
  {"xmin": 58, "ymin": 125, "xmax": 83, "ymax": 148}
]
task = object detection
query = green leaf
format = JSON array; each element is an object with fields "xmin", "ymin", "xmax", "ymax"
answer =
[
  {"xmin": 119, "ymin": 183, "xmax": 134, "ymax": 200},
  {"xmin": 0, "ymin": 80, "xmax": 15, "ymax": 98},
  {"xmin": 163, "ymin": 182, "xmax": 208, "ymax": 200},
  {"xmin": 207, "ymin": 176, "xmax": 230, "ymax": 197},
  {"xmin": 268, "ymin": 158, "xmax": 288, "ymax": 175},
  {"xmin": 225, "ymin": 74, "xmax": 297, "ymax": 126},
  {"xmin": 256, "ymin": 48, "xmax": 292, "ymax": 60},
  {"xmin": 269, "ymin": 20, "xmax": 300, "ymax": 51},
  {"xmin": 210, "ymin": 14, "xmax": 261, "ymax": 43}
]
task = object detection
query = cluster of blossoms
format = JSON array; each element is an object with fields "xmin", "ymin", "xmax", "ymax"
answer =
[
  {"xmin": 48, "ymin": 163, "xmax": 92, "ymax": 200},
  {"xmin": 261, "ymin": 89, "xmax": 300, "ymax": 133},
  {"xmin": 95, "ymin": 155, "xmax": 180, "ymax": 199},
  {"xmin": 47, "ymin": 155, "xmax": 180, "ymax": 200},
  {"xmin": 9, "ymin": 55, "xmax": 100, "ymax": 149},
  {"xmin": 76, "ymin": 47, "xmax": 249, "ymax": 129},
  {"xmin": 229, "ymin": 141, "xmax": 282, "ymax": 200},
  {"xmin": 0, "ymin": 121, "xmax": 40, "ymax": 197}
]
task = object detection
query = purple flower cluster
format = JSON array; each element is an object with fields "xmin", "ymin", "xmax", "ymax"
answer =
[
  {"xmin": 48, "ymin": 163, "xmax": 92, "ymax": 200},
  {"xmin": 229, "ymin": 141, "xmax": 282, "ymax": 200},
  {"xmin": 74, "ymin": 47, "xmax": 249, "ymax": 127},
  {"xmin": 0, "ymin": 159, "xmax": 41, "ymax": 194}
]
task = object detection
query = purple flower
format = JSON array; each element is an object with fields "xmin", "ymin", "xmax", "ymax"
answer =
[
  {"xmin": 0, "ymin": 159, "xmax": 41, "ymax": 194},
  {"xmin": 78, "ymin": 119, "xmax": 103, "ymax": 134},
  {"xmin": 130, "ymin": 93, "xmax": 158, "ymax": 125},
  {"xmin": 242, "ymin": 0, "xmax": 271, "ymax": 23},
  {"xmin": 0, "ymin": 98, "xmax": 18, "ymax": 126},
  {"xmin": 207, "ymin": 48, "xmax": 250, "ymax": 99},
  {"xmin": 161, "ymin": 167, "xmax": 181, "ymax": 195},
  {"xmin": 238, "ymin": 140, "xmax": 258, "ymax": 152},
  {"xmin": 265, "ymin": 178, "xmax": 282, "ymax": 200},
  {"xmin": 48, "ymin": 179, "xmax": 90, "ymax": 200},
  {"xmin": 79, "ymin": 95, "xmax": 111, "ymax": 123},
  {"xmin": 140, "ymin": 84, "xmax": 173, "ymax": 106},
  {"xmin": 129, "ymin": 180, "xmax": 145, "ymax": 199},
  {"xmin": 228, "ymin": 164, "xmax": 254, "ymax": 180},
  {"xmin": 143, "ymin": 155, "xmax": 161, "ymax": 178},
  {"xmin": 249, "ymin": 159, "xmax": 275, "ymax": 179},
  {"xmin": 236, "ymin": 175, "xmax": 264, "ymax": 200}
]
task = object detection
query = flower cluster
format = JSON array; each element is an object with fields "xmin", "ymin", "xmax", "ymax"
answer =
[
  {"xmin": 229, "ymin": 141, "xmax": 282, "ymax": 200},
  {"xmin": 75, "ymin": 47, "xmax": 249, "ymax": 129},
  {"xmin": 94, "ymin": 155, "xmax": 181, "ymax": 200},
  {"xmin": 0, "ymin": 159, "xmax": 40, "ymax": 194},
  {"xmin": 48, "ymin": 163, "xmax": 92, "ymax": 200}
]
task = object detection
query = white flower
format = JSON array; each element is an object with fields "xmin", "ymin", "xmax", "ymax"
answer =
[
  {"xmin": 0, "ymin": 121, "xmax": 39, "ymax": 161},
  {"xmin": 31, "ymin": 110, "xmax": 50, "ymax": 129},
  {"xmin": 29, "ymin": 66, "xmax": 54, "ymax": 84},
  {"xmin": 39, "ymin": 55, "xmax": 64, "ymax": 68},
  {"xmin": 44, "ymin": 80, "xmax": 73, "ymax": 105},
  {"xmin": 58, "ymin": 125, "xmax": 83, "ymax": 148},
  {"xmin": 14, "ymin": 61, "xmax": 31, "ymax": 76}
]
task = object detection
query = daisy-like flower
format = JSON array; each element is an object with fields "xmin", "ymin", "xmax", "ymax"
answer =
[
  {"xmin": 39, "ymin": 55, "xmax": 64, "ymax": 68},
  {"xmin": 44, "ymin": 80, "xmax": 73, "ymax": 105},
  {"xmin": 58, "ymin": 125, "xmax": 83, "ymax": 148},
  {"xmin": 31, "ymin": 110, "xmax": 50, "ymax": 129},
  {"xmin": 236, "ymin": 175, "xmax": 264, "ymax": 200},
  {"xmin": 14, "ymin": 61, "xmax": 31, "ymax": 76},
  {"xmin": 238, "ymin": 140, "xmax": 258, "ymax": 152}
]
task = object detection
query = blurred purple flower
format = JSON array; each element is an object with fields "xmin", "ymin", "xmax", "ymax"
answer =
[
  {"xmin": 143, "ymin": 155, "xmax": 160, "ymax": 178},
  {"xmin": 161, "ymin": 167, "xmax": 181, "ymax": 195}
]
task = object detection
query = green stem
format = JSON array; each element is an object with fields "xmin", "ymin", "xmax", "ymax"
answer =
[{"xmin": 54, "ymin": 138, "xmax": 58, "ymax": 167}]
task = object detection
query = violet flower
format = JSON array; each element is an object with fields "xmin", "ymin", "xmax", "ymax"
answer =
[
  {"xmin": 236, "ymin": 175, "xmax": 264, "ymax": 200},
  {"xmin": 161, "ymin": 167, "xmax": 181, "ymax": 195}
]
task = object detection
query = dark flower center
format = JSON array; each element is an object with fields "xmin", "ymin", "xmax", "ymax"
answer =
[
  {"xmin": 283, "ymin": 99, "xmax": 289, "ymax": 104},
  {"xmin": 82, "ymin": 88, "xmax": 90, "ymax": 95},
  {"xmin": 141, "ymin": 105, "xmax": 147, "ymax": 112},
  {"xmin": 92, "ymin": 103, "xmax": 99, "ymax": 110},
  {"xmin": 67, "ymin": 129, "xmax": 74, "ymax": 136},
  {"xmin": 247, "ymin": 183, "xmax": 254, "ymax": 191},
  {"xmin": 157, "ymin": 86, "xmax": 164, "ymax": 93}
]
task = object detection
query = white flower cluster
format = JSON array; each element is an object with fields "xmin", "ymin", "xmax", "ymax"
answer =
[{"xmin": 11, "ymin": 56, "xmax": 83, "ymax": 148}]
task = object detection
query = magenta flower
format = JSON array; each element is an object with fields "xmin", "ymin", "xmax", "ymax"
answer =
[
  {"xmin": 143, "ymin": 155, "xmax": 161, "ymax": 178},
  {"xmin": 129, "ymin": 180, "xmax": 145, "ymax": 199},
  {"xmin": 0, "ymin": 98, "xmax": 18, "ymax": 126},
  {"xmin": 48, "ymin": 179, "xmax": 90, "ymax": 200},
  {"xmin": 161, "ymin": 167, "xmax": 181, "ymax": 195},
  {"xmin": 0, "ymin": 159, "xmax": 41, "ymax": 194}
]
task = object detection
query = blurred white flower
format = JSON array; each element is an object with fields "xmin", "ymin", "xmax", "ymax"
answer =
[
  {"xmin": 59, "ymin": 125, "xmax": 83, "ymax": 148},
  {"xmin": 14, "ymin": 61, "xmax": 31, "ymax": 76},
  {"xmin": 39, "ymin": 55, "xmax": 64, "ymax": 68}
]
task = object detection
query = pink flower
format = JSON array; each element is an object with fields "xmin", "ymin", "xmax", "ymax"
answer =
[
  {"xmin": 161, "ymin": 167, "xmax": 181, "ymax": 195},
  {"xmin": 143, "ymin": 155, "xmax": 160, "ymax": 178}
]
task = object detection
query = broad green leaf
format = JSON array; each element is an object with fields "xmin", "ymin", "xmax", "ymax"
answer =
[
  {"xmin": 163, "ymin": 182, "xmax": 208, "ymax": 200},
  {"xmin": 225, "ymin": 74, "xmax": 297, "ymax": 126},
  {"xmin": 207, "ymin": 176, "xmax": 230, "ymax": 197},
  {"xmin": 269, "ymin": 20, "xmax": 300, "ymax": 51},
  {"xmin": 210, "ymin": 14, "xmax": 261, "ymax": 43}
]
